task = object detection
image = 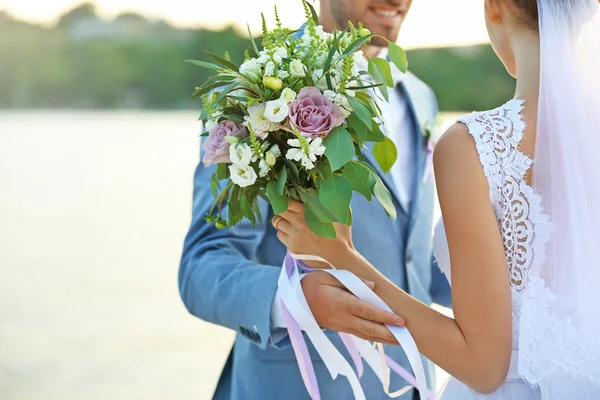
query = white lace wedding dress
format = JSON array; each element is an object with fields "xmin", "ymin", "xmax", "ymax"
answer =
[{"xmin": 433, "ymin": 100, "xmax": 544, "ymax": 399}]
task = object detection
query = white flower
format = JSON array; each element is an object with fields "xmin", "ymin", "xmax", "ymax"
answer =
[
  {"xmin": 273, "ymin": 47, "xmax": 288, "ymax": 64},
  {"xmin": 264, "ymin": 61, "xmax": 275, "ymax": 76},
  {"xmin": 257, "ymin": 50, "xmax": 269, "ymax": 64},
  {"xmin": 243, "ymin": 103, "xmax": 280, "ymax": 139},
  {"xmin": 269, "ymin": 144, "xmax": 281, "ymax": 158},
  {"xmin": 286, "ymin": 137, "xmax": 326, "ymax": 170},
  {"xmin": 324, "ymin": 90, "xmax": 353, "ymax": 118},
  {"xmin": 229, "ymin": 164, "xmax": 257, "ymax": 187},
  {"xmin": 258, "ymin": 159, "xmax": 269, "ymax": 177},
  {"xmin": 229, "ymin": 143, "xmax": 253, "ymax": 166},
  {"xmin": 289, "ymin": 59, "xmax": 306, "ymax": 78},
  {"xmin": 239, "ymin": 58, "xmax": 262, "ymax": 82},
  {"xmin": 204, "ymin": 119, "xmax": 217, "ymax": 132},
  {"xmin": 264, "ymin": 98, "xmax": 289, "ymax": 123},
  {"xmin": 280, "ymin": 88, "xmax": 297, "ymax": 103},
  {"xmin": 344, "ymin": 89, "xmax": 356, "ymax": 97},
  {"xmin": 312, "ymin": 69, "xmax": 340, "ymax": 90},
  {"xmin": 277, "ymin": 70, "xmax": 290, "ymax": 79}
]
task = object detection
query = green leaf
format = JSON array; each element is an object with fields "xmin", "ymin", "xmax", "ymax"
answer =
[
  {"xmin": 373, "ymin": 137, "xmax": 398, "ymax": 174},
  {"xmin": 252, "ymin": 197, "xmax": 263, "ymax": 222},
  {"xmin": 367, "ymin": 59, "xmax": 389, "ymax": 102},
  {"xmin": 319, "ymin": 174, "xmax": 353, "ymax": 225},
  {"xmin": 323, "ymin": 126, "xmax": 355, "ymax": 171},
  {"xmin": 316, "ymin": 161, "xmax": 333, "ymax": 183},
  {"xmin": 211, "ymin": 80, "xmax": 241, "ymax": 106},
  {"xmin": 204, "ymin": 51, "xmax": 239, "ymax": 71},
  {"xmin": 323, "ymin": 45, "xmax": 338, "ymax": 91},
  {"xmin": 343, "ymin": 161, "xmax": 373, "ymax": 201},
  {"xmin": 284, "ymin": 159, "xmax": 300, "ymax": 180},
  {"xmin": 347, "ymin": 113, "xmax": 367, "ymax": 142},
  {"xmin": 247, "ymin": 22, "xmax": 260, "ymax": 55},
  {"xmin": 305, "ymin": 1, "xmax": 320, "ymax": 25},
  {"xmin": 342, "ymin": 34, "xmax": 374, "ymax": 57},
  {"xmin": 370, "ymin": 57, "xmax": 394, "ymax": 87},
  {"xmin": 216, "ymin": 163, "xmax": 228, "ymax": 180},
  {"xmin": 266, "ymin": 181, "xmax": 288, "ymax": 214},
  {"xmin": 373, "ymin": 176, "xmax": 397, "ymax": 219},
  {"xmin": 347, "ymin": 96, "xmax": 373, "ymax": 130},
  {"xmin": 366, "ymin": 121, "xmax": 385, "ymax": 142},
  {"xmin": 185, "ymin": 59, "xmax": 222, "ymax": 70},
  {"xmin": 304, "ymin": 204, "xmax": 336, "ymax": 239},
  {"xmin": 298, "ymin": 188, "xmax": 337, "ymax": 223},
  {"xmin": 240, "ymin": 196, "xmax": 256, "ymax": 228},
  {"xmin": 387, "ymin": 41, "xmax": 408, "ymax": 74},
  {"xmin": 227, "ymin": 185, "xmax": 243, "ymax": 226},
  {"xmin": 275, "ymin": 167, "xmax": 287, "ymax": 195}
]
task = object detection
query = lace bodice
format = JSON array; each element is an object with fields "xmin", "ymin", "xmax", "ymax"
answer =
[{"xmin": 433, "ymin": 99, "xmax": 548, "ymax": 351}]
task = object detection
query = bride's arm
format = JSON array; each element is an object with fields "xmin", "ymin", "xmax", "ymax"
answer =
[{"xmin": 275, "ymin": 124, "xmax": 513, "ymax": 394}]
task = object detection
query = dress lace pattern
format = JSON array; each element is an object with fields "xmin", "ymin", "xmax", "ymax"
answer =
[{"xmin": 433, "ymin": 100, "xmax": 600, "ymax": 389}]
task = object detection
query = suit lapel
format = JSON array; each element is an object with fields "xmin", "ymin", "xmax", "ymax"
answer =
[{"xmin": 399, "ymin": 76, "xmax": 429, "ymax": 230}]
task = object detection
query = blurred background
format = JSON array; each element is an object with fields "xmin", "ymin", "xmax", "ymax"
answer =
[{"xmin": 0, "ymin": 1, "xmax": 516, "ymax": 399}]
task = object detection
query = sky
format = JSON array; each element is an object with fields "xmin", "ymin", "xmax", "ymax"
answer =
[{"xmin": 0, "ymin": 0, "xmax": 490, "ymax": 49}]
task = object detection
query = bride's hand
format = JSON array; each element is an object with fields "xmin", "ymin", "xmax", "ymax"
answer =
[{"xmin": 272, "ymin": 200, "xmax": 354, "ymax": 267}]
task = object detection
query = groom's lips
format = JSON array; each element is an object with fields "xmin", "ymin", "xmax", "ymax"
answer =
[{"xmin": 368, "ymin": 5, "xmax": 406, "ymax": 25}]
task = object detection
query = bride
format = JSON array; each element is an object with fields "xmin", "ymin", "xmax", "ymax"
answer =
[{"xmin": 272, "ymin": 0, "xmax": 600, "ymax": 398}]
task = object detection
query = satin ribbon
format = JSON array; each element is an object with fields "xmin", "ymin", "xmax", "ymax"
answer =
[{"xmin": 278, "ymin": 252, "xmax": 436, "ymax": 400}]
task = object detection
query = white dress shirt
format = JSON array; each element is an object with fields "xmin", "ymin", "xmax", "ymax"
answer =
[{"xmin": 270, "ymin": 50, "xmax": 416, "ymax": 329}]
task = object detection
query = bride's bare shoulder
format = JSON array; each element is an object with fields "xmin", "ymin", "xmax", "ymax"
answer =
[{"xmin": 433, "ymin": 122, "xmax": 486, "ymax": 191}]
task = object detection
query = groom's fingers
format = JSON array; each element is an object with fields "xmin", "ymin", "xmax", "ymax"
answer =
[
  {"xmin": 348, "ymin": 318, "xmax": 398, "ymax": 345},
  {"xmin": 349, "ymin": 299, "xmax": 406, "ymax": 327},
  {"xmin": 287, "ymin": 199, "xmax": 304, "ymax": 213}
]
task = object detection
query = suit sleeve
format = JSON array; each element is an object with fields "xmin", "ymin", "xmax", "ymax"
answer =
[{"xmin": 178, "ymin": 145, "xmax": 284, "ymax": 350}]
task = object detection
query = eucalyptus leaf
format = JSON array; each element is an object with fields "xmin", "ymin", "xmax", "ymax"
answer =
[
  {"xmin": 298, "ymin": 188, "xmax": 337, "ymax": 223},
  {"xmin": 373, "ymin": 176, "xmax": 397, "ymax": 219},
  {"xmin": 216, "ymin": 163, "xmax": 229, "ymax": 180},
  {"xmin": 347, "ymin": 112, "xmax": 367, "ymax": 142},
  {"xmin": 204, "ymin": 51, "xmax": 239, "ymax": 71},
  {"xmin": 319, "ymin": 174, "xmax": 353, "ymax": 225},
  {"xmin": 370, "ymin": 57, "xmax": 394, "ymax": 87},
  {"xmin": 247, "ymin": 22, "xmax": 260, "ymax": 54},
  {"xmin": 373, "ymin": 137, "xmax": 398, "ymax": 174},
  {"xmin": 240, "ymin": 196, "xmax": 256, "ymax": 228},
  {"xmin": 284, "ymin": 159, "xmax": 300, "ymax": 180},
  {"xmin": 227, "ymin": 185, "xmax": 243, "ymax": 226},
  {"xmin": 387, "ymin": 41, "xmax": 408, "ymax": 74},
  {"xmin": 304, "ymin": 204, "xmax": 336, "ymax": 239},
  {"xmin": 323, "ymin": 126, "xmax": 355, "ymax": 171},
  {"xmin": 211, "ymin": 81, "xmax": 241, "ymax": 107},
  {"xmin": 185, "ymin": 59, "xmax": 222, "ymax": 70},
  {"xmin": 347, "ymin": 96, "xmax": 373, "ymax": 130},
  {"xmin": 343, "ymin": 161, "xmax": 373, "ymax": 201},
  {"xmin": 366, "ymin": 121, "xmax": 385, "ymax": 142},
  {"xmin": 275, "ymin": 167, "xmax": 287, "ymax": 195},
  {"xmin": 266, "ymin": 181, "xmax": 288, "ymax": 214},
  {"xmin": 367, "ymin": 59, "xmax": 389, "ymax": 101}
]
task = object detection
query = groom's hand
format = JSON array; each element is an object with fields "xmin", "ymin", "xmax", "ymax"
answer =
[{"xmin": 301, "ymin": 271, "xmax": 404, "ymax": 345}]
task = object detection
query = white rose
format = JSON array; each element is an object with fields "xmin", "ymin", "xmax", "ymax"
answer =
[
  {"xmin": 229, "ymin": 164, "xmax": 257, "ymax": 187},
  {"xmin": 229, "ymin": 143, "xmax": 253, "ymax": 166},
  {"xmin": 264, "ymin": 98, "xmax": 289, "ymax": 123},
  {"xmin": 289, "ymin": 59, "xmax": 306, "ymax": 78},
  {"xmin": 280, "ymin": 88, "xmax": 297, "ymax": 103},
  {"xmin": 264, "ymin": 61, "xmax": 275, "ymax": 76},
  {"xmin": 239, "ymin": 58, "xmax": 262, "ymax": 82}
]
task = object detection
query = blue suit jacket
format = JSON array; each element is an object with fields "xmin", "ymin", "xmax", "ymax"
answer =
[{"xmin": 179, "ymin": 72, "xmax": 451, "ymax": 399}]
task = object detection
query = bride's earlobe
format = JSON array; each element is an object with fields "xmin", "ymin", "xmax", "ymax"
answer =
[{"xmin": 485, "ymin": 0, "xmax": 504, "ymax": 24}]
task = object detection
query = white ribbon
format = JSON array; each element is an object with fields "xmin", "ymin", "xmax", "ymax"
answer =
[{"xmin": 279, "ymin": 253, "xmax": 433, "ymax": 400}]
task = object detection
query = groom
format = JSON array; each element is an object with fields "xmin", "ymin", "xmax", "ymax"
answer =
[{"xmin": 179, "ymin": 0, "xmax": 451, "ymax": 398}]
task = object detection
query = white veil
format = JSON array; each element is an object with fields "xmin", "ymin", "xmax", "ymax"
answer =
[{"xmin": 518, "ymin": 0, "xmax": 600, "ymax": 397}]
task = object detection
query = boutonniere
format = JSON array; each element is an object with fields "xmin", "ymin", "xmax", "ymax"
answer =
[{"xmin": 422, "ymin": 114, "xmax": 445, "ymax": 183}]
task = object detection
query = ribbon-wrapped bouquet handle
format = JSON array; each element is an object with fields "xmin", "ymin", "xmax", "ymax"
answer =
[{"xmin": 279, "ymin": 252, "xmax": 436, "ymax": 400}]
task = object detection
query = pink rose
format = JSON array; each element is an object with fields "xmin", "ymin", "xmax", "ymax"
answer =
[
  {"xmin": 289, "ymin": 87, "xmax": 345, "ymax": 138},
  {"xmin": 202, "ymin": 121, "xmax": 248, "ymax": 167}
]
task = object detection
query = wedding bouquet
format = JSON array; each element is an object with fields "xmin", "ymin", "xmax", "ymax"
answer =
[{"xmin": 189, "ymin": 1, "xmax": 407, "ymax": 238}]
